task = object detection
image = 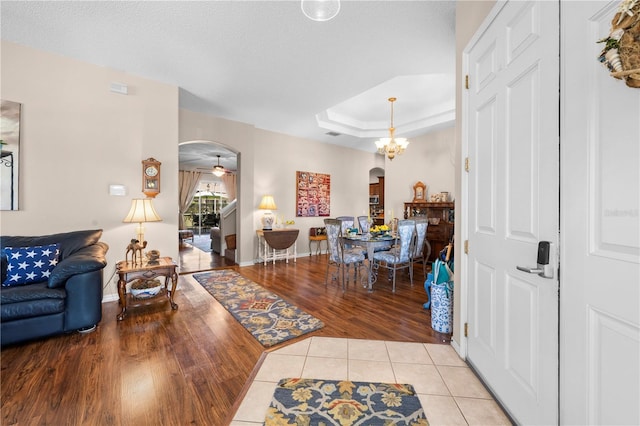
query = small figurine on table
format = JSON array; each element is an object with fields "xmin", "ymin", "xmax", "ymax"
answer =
[{"xmin": 125, "ymin": 239, "xmax": 147, "ymax": 264}]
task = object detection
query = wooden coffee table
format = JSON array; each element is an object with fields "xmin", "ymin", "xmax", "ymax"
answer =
[{"xmin": 116, "ymin": 257, "xmax": 178, "ymax": 321}]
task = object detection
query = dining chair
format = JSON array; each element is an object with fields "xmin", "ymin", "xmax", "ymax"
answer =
[
  {"xmin": 372, "ymin": 219, "xmax": 416, "ymax": 292},
  {"xmin": 410, "ymin": 218, "xmax": 429, "ymax": 280},
  {"xmin": 324, "ymin": 218, "xmax": 365, "ymax": 291},
  {"xmin": 357, "ymin": 216, "xmax": 370, "ymax": 234},
  {"xmin": 337, "ymin": 215, "xmax": 364, "ymax": 255},
  {"xmin": 336, "ymin": 216, "xmax": 355, "ymax": 235}
]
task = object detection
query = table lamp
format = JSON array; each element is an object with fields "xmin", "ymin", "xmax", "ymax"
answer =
[
  {"xmin": 123, "ymin": 198, "xmax": 162, "ymax": 246},
  {"xmin": 258, "ymin": 195, "xmax": 277, "ymax": 230}
]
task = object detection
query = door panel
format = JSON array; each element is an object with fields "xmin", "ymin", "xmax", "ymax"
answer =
[
  {"xmin": 465, "ymin": 1, "xmax": 559, "ymax": 424},
  {"xmin": 561, "ymin": 2, "xmax": 640, "ymax": 424}
]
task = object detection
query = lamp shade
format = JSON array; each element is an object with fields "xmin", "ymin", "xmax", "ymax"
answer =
[
  {"xmin": 123, "ymin": 198, "xmax": 162, "ymax": 223},
  {"xmin": 258, "ymin": 195, "xmax": 277, "ymax": 210}
]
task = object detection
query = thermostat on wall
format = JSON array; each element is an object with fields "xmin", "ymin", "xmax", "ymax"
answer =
[{"xmin": 109, "ymin": 184, "xmax": 127, "ymax": 196}]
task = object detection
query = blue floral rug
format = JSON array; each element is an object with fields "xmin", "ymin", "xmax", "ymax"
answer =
[
  {"xmin": 265, "ymin": 378, "xmax": 429, "ymax": 425},
  {"xmin": 192, "ymin": 270, "xmax": 324, "ymax": 347}
]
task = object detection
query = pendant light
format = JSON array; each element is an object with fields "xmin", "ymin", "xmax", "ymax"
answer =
[
  {"xmin": 374, "ymin": 97, "xmax": 409, "ymax": 161},
  {"xmin": 212, "ymin": 155, "xmax": 225, "ymax": 177}
]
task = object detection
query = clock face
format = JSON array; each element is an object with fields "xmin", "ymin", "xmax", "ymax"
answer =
[{"xmin": 145, "ymin": 166, "xmax": 158, "ymax": 177}]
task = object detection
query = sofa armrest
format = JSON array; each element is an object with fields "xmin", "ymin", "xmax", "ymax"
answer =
[
  {"xmin": 48, "ymin": 242, "xmax": 109, "ymax": 288},
  {"xmin": 64, "ymin": 269, "xmax": 103, "ymax": 331}
]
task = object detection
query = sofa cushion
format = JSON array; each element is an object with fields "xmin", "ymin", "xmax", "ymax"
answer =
[
  {"xmin": 1, "ymin": 282, "xmax": 66, "ymax": 321},
  {"xmin": 1, "ymin": 229, "xmax": 103, "ymax": 284},
  {"xmin": 2, "ymin": 244, "xmax": 60, "ymax": 286}
]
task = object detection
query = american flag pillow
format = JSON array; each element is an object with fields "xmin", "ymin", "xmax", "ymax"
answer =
[{"xmin": 2, "ymin": 244, "xmax": 60, "ymax": 286}]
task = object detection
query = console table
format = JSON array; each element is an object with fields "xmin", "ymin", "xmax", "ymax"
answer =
[
  {"xmin": 256, "ymin": 229, "xmax": 299, "ymax": 265},
  {"xmin": 116, "ymin": 257, "xmax": 178, "ymax": 320}
]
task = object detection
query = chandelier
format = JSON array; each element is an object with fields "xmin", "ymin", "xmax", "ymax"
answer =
[
  {"xmin": 374, "ymin": 97, "xmax": 409, "ymax": 161},
  {"xmin": 212, "ymin": 155, "xmax": 225, "ymax": 177},
  {"xmin": 301, "ymin": 0, "xmax": 340, "ymax": 22}
]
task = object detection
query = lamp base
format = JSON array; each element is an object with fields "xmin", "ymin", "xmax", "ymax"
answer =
[{"xmin": 261, "ymin": 212, "xmax": 274, "ymax": 231}]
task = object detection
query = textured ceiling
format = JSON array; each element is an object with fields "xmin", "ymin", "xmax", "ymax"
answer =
[{"xmin": 1, "ymin": 1, "xmax": 457, "ymax": 172}]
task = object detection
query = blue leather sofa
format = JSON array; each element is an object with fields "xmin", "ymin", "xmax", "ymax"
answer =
[{"xmin": 1, "ymin": 229, "xmax": 109, "ymax": 347}]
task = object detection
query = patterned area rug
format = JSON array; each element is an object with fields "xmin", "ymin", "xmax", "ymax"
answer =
[
  {"xmin": 265, "ymin": 378, "xmax": 429, "ymax": 425},
  {"xmin": 192, "ymin": 270, "xmax": 324, "ymax": 347}
]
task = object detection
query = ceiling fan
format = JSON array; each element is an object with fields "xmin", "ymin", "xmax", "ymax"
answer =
[{"xmin": 195, "ymin": 154, "xmax": 236, "ymax": 176}]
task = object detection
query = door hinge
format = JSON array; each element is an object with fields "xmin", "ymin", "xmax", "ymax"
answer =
[
  {"xmin": 464, "ymin": 322, "xmax": 469, "ymax": 337},
  {"xmin": 464, "ymin": 240, "xmax": 469, "ymax": 254},
  {"xmin": 465, "ymin": 74, "xmax": 469, "ymax": 90},
  {"xmin": 465, "ymin": 157, "xmax": 470, "ymax": 172}
]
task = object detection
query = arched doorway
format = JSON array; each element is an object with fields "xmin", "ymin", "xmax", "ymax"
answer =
[{"xmin": 178, "ymin": 141, "xmax": 239, "ymax": 272}]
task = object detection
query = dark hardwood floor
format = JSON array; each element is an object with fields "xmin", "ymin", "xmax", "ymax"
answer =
[{"xmin": 1, "ymin": 252, "xmax": 449, "ymax": 425}]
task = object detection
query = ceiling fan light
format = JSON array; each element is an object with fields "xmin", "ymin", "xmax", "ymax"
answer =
[
  {"xmin": 212, "ymin": 154, "xmax": 225, "ymax": 177},
  {"xmin": 301, "ymin": 0, "xmax": 340, "ymax": 22},
  {"xmin": 212, "ymin": 166, "xmax": 225, "ymax": 177}
]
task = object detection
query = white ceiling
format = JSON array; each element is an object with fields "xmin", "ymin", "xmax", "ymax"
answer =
[{"xmin": 1, "ymin": 1, "xmax": 457, "ymax": 173}]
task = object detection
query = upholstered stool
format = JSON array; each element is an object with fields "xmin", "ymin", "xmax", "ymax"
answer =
[{"xmin": 309, "ymin": 227, "xmax": 327, "ymax": 255}]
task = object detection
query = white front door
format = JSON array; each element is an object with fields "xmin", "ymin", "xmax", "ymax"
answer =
[
  {"xmin": 463, "ymin": 1, "xmax": 559, "ymax": 424},
  {"xmin": 560, "ymin": 2, "xmax": 640, "ymax": 424}
]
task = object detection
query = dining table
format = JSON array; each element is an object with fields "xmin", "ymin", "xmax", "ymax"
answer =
[{"xmin": 342, "ymin": 233, "xmax": 395, "ymax": 292}]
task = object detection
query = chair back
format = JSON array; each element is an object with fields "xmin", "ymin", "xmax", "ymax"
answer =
[
  {"xmin": 324, "ymin": 219, "xmax": 343, "ymax": 263},
  {"xmin": 357, "ymin": 216, "xmax": 370, "ymax": 233},
  {"xmin": 413, "ymin": 218, "xmax": 428, "ymax": 258},
  {"xmin": 395, "ymin": 219, "xmax": 416, "ymax": 263},
  {"xmin": 336, "ymin": 216, "xmax": 355, "ymax": 236}
]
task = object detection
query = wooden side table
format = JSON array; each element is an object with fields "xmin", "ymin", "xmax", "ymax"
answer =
[{"xmin": 116, "ymin": 257, "xmax": 178, "ymax": 321}]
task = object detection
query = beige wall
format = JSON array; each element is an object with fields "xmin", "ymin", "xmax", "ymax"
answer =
[
  {"xmin": 454, "ymin": 1, "xmax": 496, "ymax": 348},
  {"xmin": 0, "ymin": 41, "xmax": 179, "ymax": 299},
  {"xmin": 180, "ymin": 108, "xmax": 380, "ymax": 264},
  {"xmin": 384, "ymin": 126, "xmax": 456, "ymax": 223},
  {"xmin": 2, "ymin": 40, "xmax": 458, "ymax": 302}
]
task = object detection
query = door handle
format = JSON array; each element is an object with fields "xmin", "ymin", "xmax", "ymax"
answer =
[
  {"xmin": 516, "ymin": 241, "xmax": 554, "ymax": 279},
  {"xmin": 516, "ymin": 266, "xmax": 545, "ymax": 274}
]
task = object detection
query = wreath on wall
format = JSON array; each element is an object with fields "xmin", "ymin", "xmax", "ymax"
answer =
[{"xmin": 598, "ymin": 0, "xmax": 640, "ymax": 88}]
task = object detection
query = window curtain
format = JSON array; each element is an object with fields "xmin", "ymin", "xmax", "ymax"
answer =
[
  {"xmin": 222, "ymin": 173, "xmax": 237, "ymax": 202},
  {"xmin": 178, "ymin": 170, "xmax": 202, "ymax": 229}
]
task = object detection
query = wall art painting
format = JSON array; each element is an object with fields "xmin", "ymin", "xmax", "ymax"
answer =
[
  {"xmin": 296, "ymin": 171, "xmax": 330, "ymax": 217},
  {"xmin": 1, "ymin": 100, "xmax": 21, "ymax": 210}
]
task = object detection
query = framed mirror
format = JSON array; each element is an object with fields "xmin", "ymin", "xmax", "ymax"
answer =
[{"xmin": 1, "ymin": 99, "xmax": 21, "ymax": 210}]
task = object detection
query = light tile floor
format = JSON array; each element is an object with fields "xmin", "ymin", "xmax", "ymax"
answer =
[{"xmin": 230, "ymin": 337, "xmax": 512, "ymax": 425}]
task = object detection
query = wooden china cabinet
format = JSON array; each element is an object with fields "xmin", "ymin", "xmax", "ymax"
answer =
[{"xmin": 404, "ymin": 201, "xmax": 454, "ymax": 262}]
